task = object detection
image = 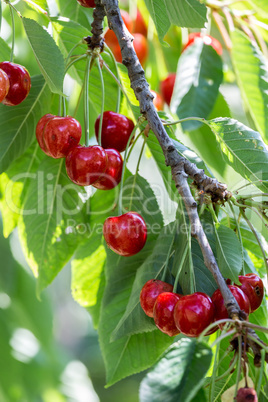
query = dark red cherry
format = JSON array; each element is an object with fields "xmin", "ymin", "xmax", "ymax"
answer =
[
  {"xmin": 76, "ymin": 0, "xmax": 95, "ymax": 7},
  {"xmin": 160, "ymin": 73, "xmax": 176, "ymax": 106},
  {"xmin": 153, "ymin": 292, "xmax": 182, "ymax": 336},
  {"xmin": 66, "ymin": 145, "xmax": 107, "ymax": 186},
  {"xmin": 183, "ymin": 32, "xmax": 223, "ymax": 55},
  {"xmin": 0, "ymin": 62, "xmax": 31, "ymax": 106},
  {"xmin": 95, "ymin": 111, "xmax": 135, "ymax": 152},
  {"xmin": 103, "ymin": 212, "xmax": 147, "ymax": 257},
  {"xmin": 92, "ymin": 148, "xmax": 123, "ymax": 190},
  {"xmin": 211, "ymin": 285, "xmax": 250, "ymax": 328},
  {"xmin": 43, "ymin": 116, "xmax": 81, "ymax": 159},
  {"xmin": 36, "ymin": 114, "xmax": 55, "ymax": 156},
  {"xmin": 133, "ymin": 10, "xmax": 147, "ymax": 36},
  {"xmin": 236, "ymin": 387, "xmax": 258, "ymax": 402},
  {"xmin": 238, "ymin": 273, "xmax": 264, "ymax": 312},
  {"xmin": 0, "ymin": 68, "xmax": 10, "ymax": 103},
  {"xmin": 174, "ymin": 292, "xmax": 215, "ymax": 337},
  {"xmin": 140, "ymin": 279, "xmax": 173, "ymax": 318}
]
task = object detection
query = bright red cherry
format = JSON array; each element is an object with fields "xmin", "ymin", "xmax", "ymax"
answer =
[
  {"xmin": 174, "ymin": 292, "xmax": 215, "ymax": 337},
  {"xmin": 76, "ymin": 0, "xmax": 95, "ymax": 7},
  {"xmin": 236, "ymin": 387, "xmax": 258, "ymax": 402},
  {"xmin": 140, "ymin": 279, "xmax": 173, "ymax": 318},
  {"xmin": 160, "ymin": 73, "xmax": 176, "ymax": 106},
  {"xmin": 43, "ymin": 116, "xmax": 82, "ymax": 159},
  {"xmin": 36, "ymin": 113, "xmax": 55, "ymax": 156},
  {"xmin": 114, "ymin": 33, "xmax": 148, "ymax": 66},
  {"xmin": 133, "ymin": 10, "xmax": 147, "ymax": 36},
  {"xmin": 238, "ymin": 273, "xmax": 264, "ymax": 312},
  {"xmin": 92, "ymin": 148, "xmax": 123, "ymax": 190},
  {"xmin": 151, "ymin": 90, "xmax": 164, "ymax": 111},
  {"xmin": 103, "ymin": 212, "xmax": 147, "ymax": 257},
  {"xmin": 0, "ymin": 62, "xmax": 31, "ymax": 106},
  {"xmin": 153, "ymin": 292, "xmax": 182, "ymax": 336},
  {"xmin": 211, "ymin": 285, "xmax": 250, "ymax": 328},
  {"xmin": 105, "ymin": 10, "xmax": 133, "ymax": 49},
  {"xmin": 0, "ymin": 68, "xmax": 9, "ymax": 103},
  {"xmin": 95, "ymin": 111, "xmax": 135, "ymax": 152},
  {"xmin": 66, "ymin": 145, "xmax": 107, "ymax": 186},
  {"xmin": 183, "ymin": 32, "xmax": 223, "ymax": 55}
]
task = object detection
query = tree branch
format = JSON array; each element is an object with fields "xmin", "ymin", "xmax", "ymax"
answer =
[{"xmin": 96, "ymin": 0, "xmax": 240, "ymax": 318}]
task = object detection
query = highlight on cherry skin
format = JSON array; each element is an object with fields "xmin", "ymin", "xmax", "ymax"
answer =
[
  {"xmin": 103, "ymin": 212, "xmax": 147, "ymax": 257},
  {"xmin": 76, "ymin": 0, "xmax": 96, "ymax": 8},
  {"xmin": 95, "ymin": 111, "xmax": 135, "ymax": 153},
  {"xmin": 0, "ymin": 61, "xmax": 31, "ymax": 106},
  {"xmin": 0, "ymin": 68, "xmax": 10, "ymax": 103},
  {"xmin": 65, "ymin": 145, "xmax": 108, "ymax": 186},
  {"xmin": 92, "ymin": 148, "xmax": 123, "ymax": 191},
  {"xmin": 140, "ymin": 279, "xmax": 173, "ymax": 318}
]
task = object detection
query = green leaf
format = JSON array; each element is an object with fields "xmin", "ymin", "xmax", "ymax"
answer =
[
  {"xmin": 0, "ymin": 75, "xmax": 51, "ymax": 173},
  {"xmin": 171, "ymin": 41, "xmax": 223, "ymax": 131},
  {"xmin": 111, "ymin": 221, "xmax": 178, "ymax": 341},
  {"xmin": 98, "ymin": 175, "xmax": 172, "ymax": 386},
  {"xmin": 207, "ymin": 117, "xmax": 268, "ymax": 192},
  {"xmin": 231, "ymin": 29, "xmax": 268, "ymax": 140},
  {"xmin": 23, "ymin": 18, "xmax": 65, "ymax": 94},
  {"xmin": 0, "ymin": 38, "xmax": 10, "ymax": 61},
  {"xmin": 144, "ymin": 0, "xmax": 207, "ymax": 42},
  {"xmin": 139, "ymin": 339, "xmax": 212, "ymax": 402},
  {"xmin": 18, "ymin": 158, "xmax": 87, "ymax": 293},
  {"xmin": 71, "ymin": 234, "xmax": 106, "ymax": 328},
  {"xmin": 24, "ymin": 0, "xmax": 48, "ymax": 12},
  {"xmin": 249, "ymin": 0, "xmax": 268, "ymax": 16},
  {"xmin": 0, "ymin": 143, "xmax": 44, "ymax": 238},
  {"xmin": 215, "ymin": 224, "xmax": 243, "ymax": 282}
]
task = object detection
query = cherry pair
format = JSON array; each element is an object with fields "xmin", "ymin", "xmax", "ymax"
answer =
[
  {"xmin": 140, "ymin": 273, "xmax": 264, "ymax": 337},
  {"xmin": 0, "ymin": 61, "xmax": 31, "ymax": 106}
]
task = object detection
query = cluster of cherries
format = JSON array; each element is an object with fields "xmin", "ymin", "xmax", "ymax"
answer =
[
  {"xmin": 140, "ymin": 273, "xmax": 264, "ymax": 337},
  {"xmin": 36, "ymin": 109, "xmax": 148, "ymax": 257},
  {"xmin": 0, "ymin": 61, "xmax": 31, "ymax": 106}
]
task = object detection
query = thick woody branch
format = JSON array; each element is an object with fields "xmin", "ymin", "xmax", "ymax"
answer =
[{"xmin": 97, "ymin": 0, "xmax": 240, "ymax": 317}]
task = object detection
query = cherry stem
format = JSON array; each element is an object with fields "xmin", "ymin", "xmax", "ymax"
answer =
[
  {"xmin": 234, "ymin": 335, "xmax": 243, "ymax": 399},
  {"xmin": 102, "ymin": 60, "xmax": 137, "ymax": 123},
  {"xmin": 209, "ymin": 332, "xmax": 222, "ymax": 402},
  {"xmin": 234, "ymin": 180, "xmax": 268, "ymax": 193},
  {"xmin": 208, "ymin": 203, "xmax": 219, "ymax": 224},
  {"xmin": 126, "ymin": 131, "xmax": 143, "ymax": 163},
  {"xmin": 128, "ymin": 136, "xmax": 147, "ymax": 212},
  {"xmin": 84, "ymin": 54, "xmax": 92, "ymax": 147},
  {"xmin": 9, "ymin": 3, "xmax": 15, "ymax": 62},
  {"xmin": 256, "ymin": 349, "xmax": 266, "ymax": 395},
  {"xmin": 160, "ymin": 222, "xmax": 178, "ymax": 282},
  {"xmin": 65, "ymin": 54, "xmax": 87, "ymax": 74},
  {"xmin": 211, "ymin": 328, "xmax": 236, "ymax": 349},
  {"xmin": 213, "ymin": 354, "xmax": 238, "ymax": 384},
  {"xmin": 96, "ymin": 57, "xmax": 105, "ymax": 147},
  {"xmin": 104, "ymin": 44, "xmax": 121, "ymax": 113},
  {"xmin": 172, "ymin": 240, "xmax": 189, "ymax": 294},
  {"xmin": 198, "ymin": 318, "xmax": 235, "ymax": 340},
  {"xmin": 117, "ymin": 125, "xmax": 138, "ymax": 216},
  {"xmin": 228, "ymin": 201, "xmax": 245, "ymax": 275},
  {"xmin": 240, "ymin": 208, "xmax": 268, "ymax": 278},
  {"xmin": 65, "ymin": 40, "xmax": 84, "ymax": 66}
]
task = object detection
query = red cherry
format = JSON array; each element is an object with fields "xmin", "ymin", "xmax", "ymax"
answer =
[
  {"xmin": 0, "ymin": 68, "xmax": 10, "ymax": 103},
  {"xmin": 95, "ymin": 111, "xmax": 135, "ymax": 152},
  {"xmin": 105, "ymin": 10, "xmax": 133, "ymax": 49},
  {"xmin": 238, "ymin": 273, "xmax": 264, "ymax": 312},
  {"xmin": 211, "ymin": 285, "xmax": 250, "ymax": 328},
  {"xmin": 140, "ymin": 279, "xmax": 173, "ymax": 318},
  {"xmin": 0, "ymin": 62, "xmax": 31, "ymax": 106},
  {"xmin": 114, "ymin": 33, "xmax": 148, "ymax": 66},
  {"xmin": 133, "ymin": 10, "xmax": 147, "ymax": 36},
  {"xmin": 76, "ymin": 0, "xmax": 95, "ymax": 7},
  {"xmin": 103, "ymin": 212, "xmax": 147, "ymax": 257},
  {"xmin": 236, "ymin": 387, "xmax": 258, "ymax": 402},
  {"xmin": 66, "ymin": 145, "xmax": 108, "ymax": 186},
  {"xmin": 183, "ymin": 32, "xmax": 223, "ymax": 55},
  {"xmin": 43, "ymin": 116, "xmax": 82, "ymax": 159},
  {"xmin": 174, "ymin": 292, "xmax": 215, "ymax": 337},
  {"xmin": 151, "ymin": 90, "xmax": 164, "ymax": 111},
  {"xmin": 92, "ymin": 148, "xmax": 123, "ymax": 190},
  {"xmin": 160, "ymin": 73, "xmax": 176, "ymax": 106},
  {"xmin": 153, "ymin": 292, "xmax": 182, "ymax": 336},
  {"xmin": 36, "ymin": 113, "xmax": 55, "ymax": 156}
]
